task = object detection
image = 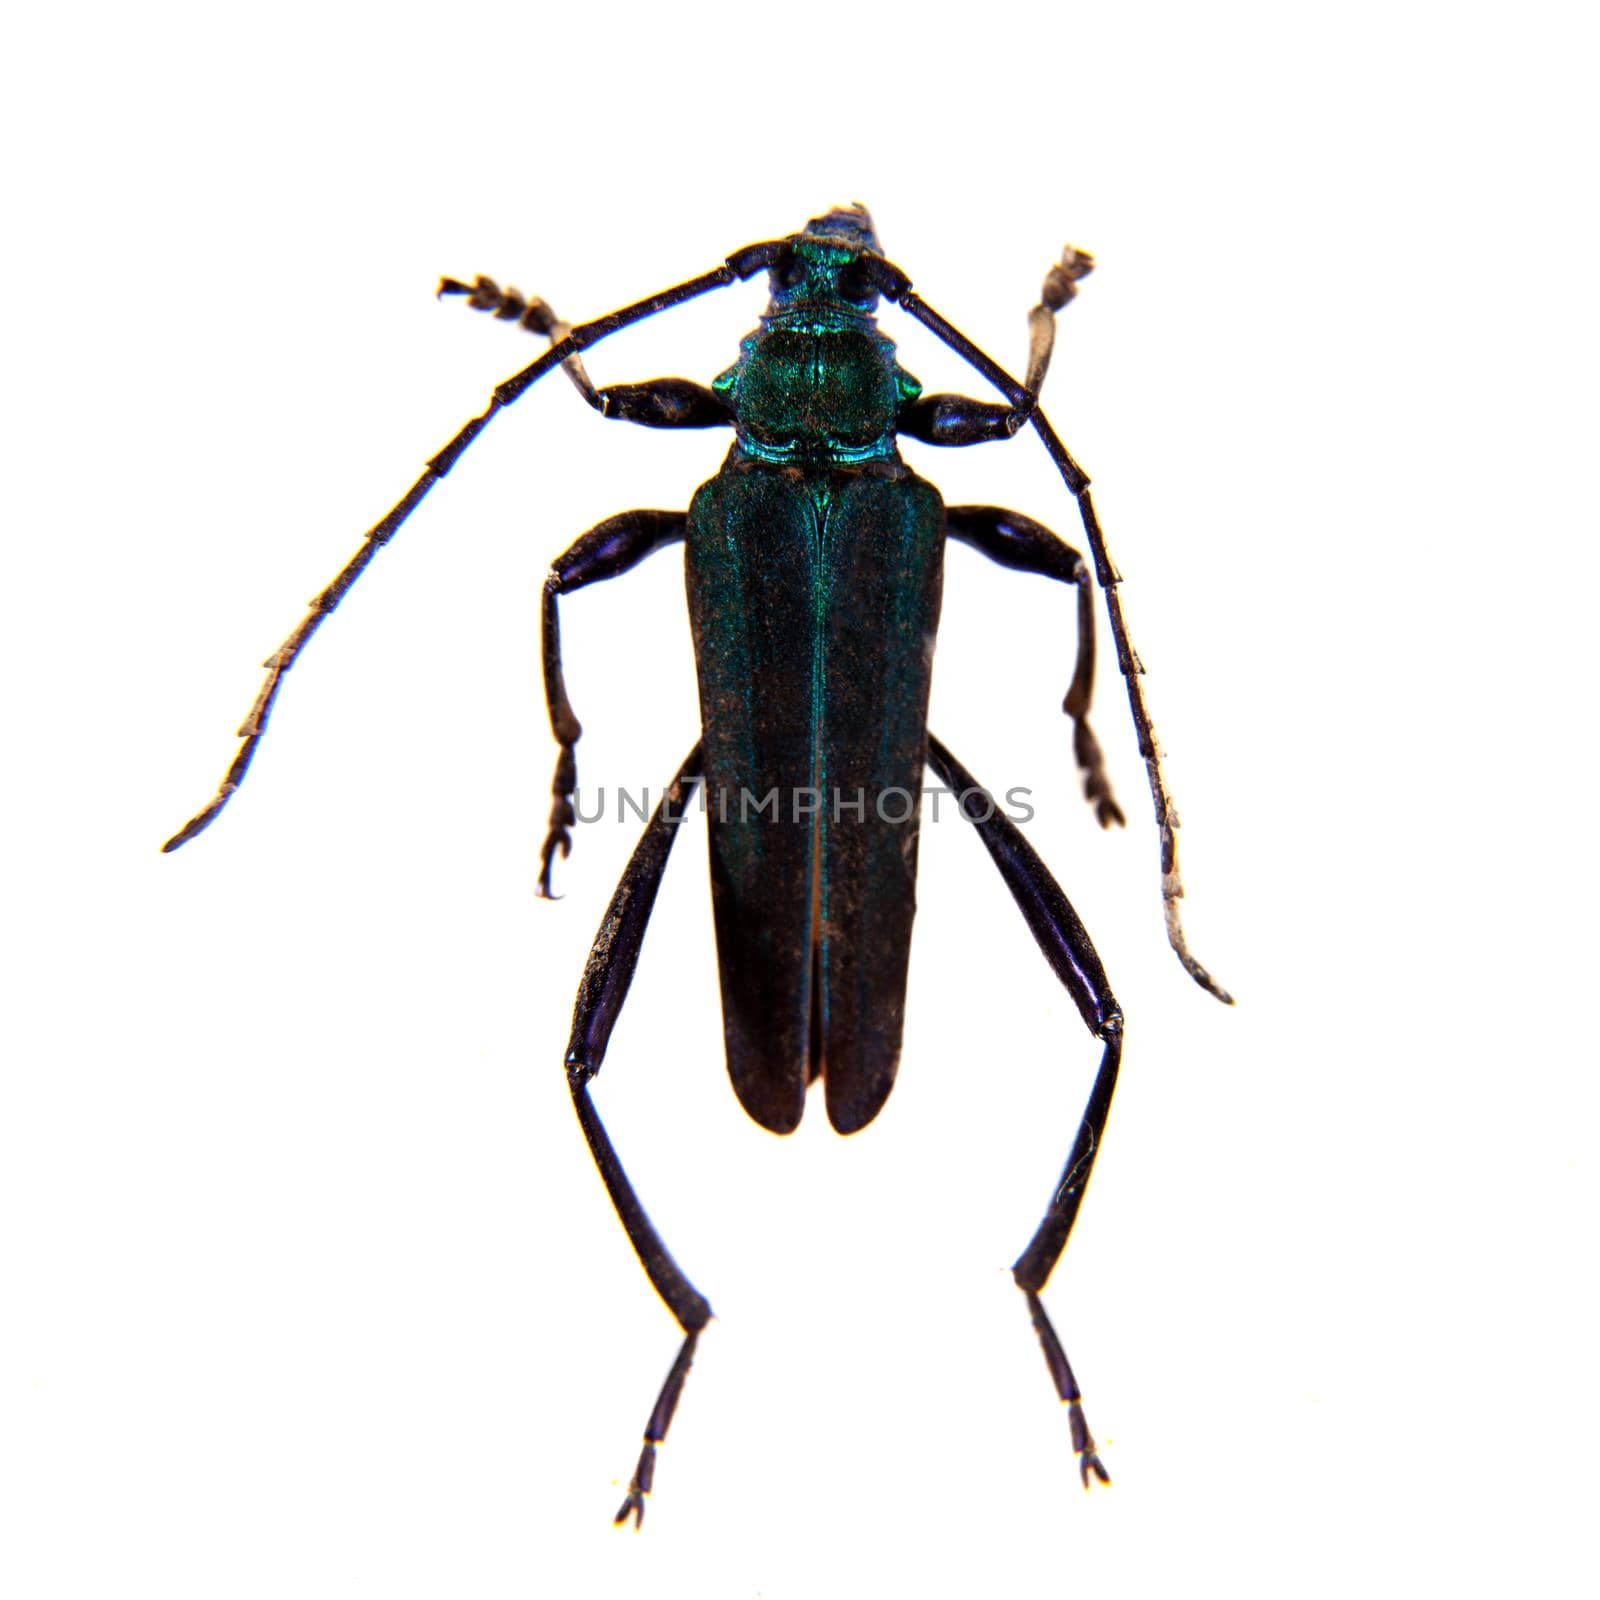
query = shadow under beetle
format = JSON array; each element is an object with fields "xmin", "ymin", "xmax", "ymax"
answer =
[{"xmin": 164, "ymin": 205, "xmax": 1232, "ymax": 1525}]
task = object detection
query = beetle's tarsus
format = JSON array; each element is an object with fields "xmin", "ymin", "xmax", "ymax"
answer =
[
  {"xmin": 445, "ymin": 273, "xmax": 605, "ymax": 408},
  {"xmin": 536, "ymin": 830, "xmax": 570, "ymax": 899},
  {"xmin": 437, "ymin": 273, "xmax": 557, "ymax": 331},
  {"xmin": 1091, "ymin": 791, "xmax": 1126, "ymax": 829},
  {"xmin": 1070, "ymin": 716, "xmax": 1125, "ymax": 830},
  {"xmin": 537, "ymin": 744, "xmax": 578, "ymax": 897},
  {"xmin": 613, "ymin": 1443, "xmax": 656, "ymax": 1528},
  {"xmin": 1067, "ymin": 1398, "xmax": 1111, "ymax": 1489},
  {"xmin": 1043, "ymin": 244, "xmax": 1095, "ymax": 311}
]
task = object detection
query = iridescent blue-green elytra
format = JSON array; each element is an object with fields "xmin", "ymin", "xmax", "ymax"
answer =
[{"xmin": 686, "ymin": 207, "xmax": 944, "ymax": 1135}]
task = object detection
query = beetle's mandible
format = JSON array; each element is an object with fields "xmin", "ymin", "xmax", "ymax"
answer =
[{"xmin": 164, "ymin": 204, "xmax": 1232, "ymax": 1526}]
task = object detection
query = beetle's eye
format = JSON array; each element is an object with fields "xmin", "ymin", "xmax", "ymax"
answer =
[
  {"xmin": 835, "ymin": 259, "xmax": 874, "ymax": 305},
  {"xmin": 773, "ymin": 250, "xmax": 808, "ymax": 292}
]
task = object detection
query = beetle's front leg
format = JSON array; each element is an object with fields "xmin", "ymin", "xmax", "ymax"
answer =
[
  {"xmin": 895, "ymin": 244, "xmax": 1093, "ymax": 444},
  {"xmin": 540, "ymin": 510, "xmax": 686, "ymax": 896},
  {"xmin": 946, "ymin": 505, "xmax": 1124, "ymax": 828},
  {"xmin": 440, "ymin": 276, "xmax": 732, "ymax": 428}
]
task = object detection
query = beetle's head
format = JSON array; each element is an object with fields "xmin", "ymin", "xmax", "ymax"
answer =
[
  {"xmin": 802, "ymin": 204, "xmax": 880, "ymax": 256},
  {"xmin": 765, "ymin": 204, "xmax": 883, "ymax": 319}
]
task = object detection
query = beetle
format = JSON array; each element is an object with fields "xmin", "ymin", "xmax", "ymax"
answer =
[{"xmin": 163, "ymin": 205, "xmax": 1231, "ymax": 1525}]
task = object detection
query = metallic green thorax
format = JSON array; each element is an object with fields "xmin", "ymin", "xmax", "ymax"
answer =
[
  {"xmin": 686, "ymin": 207, "xmax": 945, "ymax": 1136},
  {"xmin": 712, "ymin": 212, "xmax": 923, "ymax": 467}
]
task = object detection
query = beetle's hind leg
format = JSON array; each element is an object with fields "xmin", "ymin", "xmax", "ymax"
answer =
[
  {"xmin": 928, "ymin": 733, "xmax": 1122, "ymax": 1489},
  {"xmin": 564, "ymin": 743, "xmax": 711, "ymax": 1526}
]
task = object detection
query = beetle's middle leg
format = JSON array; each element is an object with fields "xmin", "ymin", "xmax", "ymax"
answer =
[
  {"xmin": 927, "ymin": 733, "xmax": 1123, "ymax": 1489},
  {"xmin": 945, "ymin": 505, "xmax": 1125, "ymax": 828},
  {"xmin": 540, "ymin": 510, "xmax": 687, "ymax": 896},
  {"xmin": 564, "ymin": 742, "xmax": 710, "ymax": 1527}
]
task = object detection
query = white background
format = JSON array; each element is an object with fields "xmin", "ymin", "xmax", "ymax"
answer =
[{"xmin": 3, "ymin": 3, "xmax": 1596, "ymax": 1596}]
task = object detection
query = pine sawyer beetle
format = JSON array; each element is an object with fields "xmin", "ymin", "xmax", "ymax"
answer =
[{"xmin": 163, "ymin": 205, "xmax": 1232, "ymax": 1525}]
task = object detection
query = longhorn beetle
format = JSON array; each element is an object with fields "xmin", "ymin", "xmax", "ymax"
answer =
[{"xmin": 164, "ymin": 205, "xmax": 1232, "ymax": 1525}]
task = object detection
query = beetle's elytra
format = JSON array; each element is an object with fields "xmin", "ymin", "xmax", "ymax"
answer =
[{"xmin": 165, "ymin": 204, "xmax": 1230, "ymax": 1525}]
